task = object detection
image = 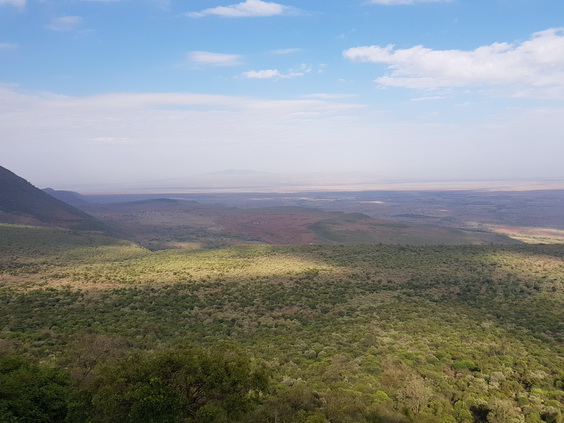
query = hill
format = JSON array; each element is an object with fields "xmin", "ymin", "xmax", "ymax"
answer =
[
  {"xmin": 42, "ymin": 188, "xmax": 90, "ymax": 208},
  {"xmin": 0, "ymin": 165, "xmax": 107, "ymax": 232}
]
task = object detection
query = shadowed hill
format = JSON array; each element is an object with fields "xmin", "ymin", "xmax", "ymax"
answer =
[
  {"xmin": 42, "ymin": 188, "xmax": 90, "ymax": 208},
  {"xmin": 0, "ymin": 165, "xmax": 109, "ymax": 232}
]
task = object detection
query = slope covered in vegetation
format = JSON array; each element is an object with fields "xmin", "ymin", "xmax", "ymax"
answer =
[{"xmin": 0, "ymin": 224, "xmax": 562, "ymax": 422}]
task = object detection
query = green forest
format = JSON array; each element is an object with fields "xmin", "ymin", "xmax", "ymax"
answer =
[{"xmin": 0, "ymin": 223, "xmax": 563, "ymax": 422}]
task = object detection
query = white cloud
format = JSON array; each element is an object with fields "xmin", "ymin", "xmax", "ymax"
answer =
[
  {"xmin": 187, "ymin": 0, "xmax": 294, "ymax": 18},
  {"xmin": 368, "ymin": 0, "xmax": 451, "ymax": 4},
  {"xmin": 187, "ymin": 51, "xmax": 243, "ymax": 67},
  {"xmin": 0, "ymin": 0, "xmax": 25, "ymax": 7},
  {"xmin": 343, "ymin": 28, "xmax": 564, "ymax": 97},
  {"xmin": 243, "ymin": 69, "xmax": 283, "ymax": 79},
  {"xmin": 243, "ymin": 65, "xmax": 311, "ymax": 79},
  {"xmin": 47, "ymin": 16, "xmax": 83, "ymax": 31},
  {"xmin": 0, "ymin": 43, "xmax": 17, "ymax": 49}
]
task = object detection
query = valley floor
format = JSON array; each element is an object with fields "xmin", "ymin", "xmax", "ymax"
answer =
[{"xmin": 0, "ymin": 224, "xmax": 563, "ymax": 422}]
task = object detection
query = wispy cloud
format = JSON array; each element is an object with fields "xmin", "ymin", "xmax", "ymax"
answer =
[
  {"xmin": 368, "ymin": 0, "xmax": 452, "ymax": 4},
  {"xmin": 0, "ymin": 43, "xmax": 17, "ymax": 49},
  {"xmin": 3, "ymin": 85, "xmax": 563, "ymax": 186},
  {"xmin": 410, "ymin": 95, "xmax": 446, "ymax": 102},
  {"xmin": 302, "ymin": 93, "xmax": 355, "ymax": 100},
  {"xmin": 0, "ymin": 86, "xmax": 368, "ymax": 185},
  {"xmin": 187, "ymin": 51, "xmax": 243, "ymax": 67},
  {"xmin": 242, "ymin": 65, "xmax": 311, "ymax": 79},
  {"xmin": 243, "ymin": 69, "xmax": 284, "ymax": 79},
  {"xmin": 187, "ymin": 0, "xmax": 295, "ymax": 18},
  {"xmin": 47, "ymin": 16, "xmax": 83, "ymax": 31},
  {"xmin": 344, "ymin": 28, "xmax": 564, "ymax": 97},
  {"xmin": 0, "ymin": 0, "xmax": 25, "ymax": 7},
  {"xmin": 271, "ymin": 48, "xmax": 302, "ymax": 55}
]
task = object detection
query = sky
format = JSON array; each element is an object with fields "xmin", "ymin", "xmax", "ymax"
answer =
[{"xmin": 1, "ymin": 0, "xmax": 564, "ymax": 190}]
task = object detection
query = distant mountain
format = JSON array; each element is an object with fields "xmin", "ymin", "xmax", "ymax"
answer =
[
  {"xmin": 176, "ymin": 169, "xmax": 288, "ymax": 189},
  {"xmin": 200, "ymin": 169, "xmax": 273, "ymax": 177},
  {"xmin": 0, "ymin": 165, "xmax": 108, "ymax": 232},
  {"xmin": 189, "ymin": 170, "xmax": 386, "ymax": 188},
  {"xmin": 128, "ymin": 170, "xmax": 388, "ymax": 192},
  {"xmin": 42, "ymin": 188, "xmax": 90, "ymax": 208}
]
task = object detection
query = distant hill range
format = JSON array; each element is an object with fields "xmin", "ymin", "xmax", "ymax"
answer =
[
  {"xmin": 116, "ymin": 169, "xmax": 389, "ymax": 192},
  {"xmin": 0, "ymin": 165, "xmax": 107, "ymax": 232},
  {"xmin": 42, "ymin": 188, "xmax": 90, "ymax": 208}
]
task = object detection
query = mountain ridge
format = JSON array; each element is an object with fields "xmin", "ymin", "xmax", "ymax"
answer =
[{"xmin": 0, "ymin": 165, "xmax": 109, "ymax": 232}]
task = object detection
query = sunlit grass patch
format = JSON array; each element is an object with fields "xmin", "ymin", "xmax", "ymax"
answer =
[
  {"xmin": 12, "ymin": 244, "xmax": 335, "ymax": 288},
  {"xmin": 488, "ymin": 224, "xmax": 564, "ymax": 244},
  {"xmin": 482, "ymin": 247, "xmax": 564, "ymax": 293}
]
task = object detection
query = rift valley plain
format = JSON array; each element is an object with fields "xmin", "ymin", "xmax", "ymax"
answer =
[{"xmin": 1, "ymin": 175, "xmax": 563, "ymax": 423}]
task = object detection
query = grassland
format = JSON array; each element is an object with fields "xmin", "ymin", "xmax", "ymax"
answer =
[{"xmin": 1, "ymin": 223, "xmax": 563, "ymax": 422}]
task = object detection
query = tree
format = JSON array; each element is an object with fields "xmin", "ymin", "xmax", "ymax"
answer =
[
  {"xmin": 71, "ymin": 346, "xmax": 269, "ymax": 423},
  {"xmin": 397, "ymin": 377, "xmax": 433, "ymax": 416},
  {"xmin": 487, "ymin": 398, "xmax": 524, "ymax": 423},
  {"xmin": 0, "ymin": 354, "xmax": 70, "ymax": 423}
]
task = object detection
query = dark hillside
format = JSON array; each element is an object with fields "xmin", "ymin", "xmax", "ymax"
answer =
[
  {"xmin": 0, "ymin": 165, "xmax": 108, "ymax": 232},
  {"xmin": 42, "ymin": 188, "xmax": 90, "ymax": 208}
]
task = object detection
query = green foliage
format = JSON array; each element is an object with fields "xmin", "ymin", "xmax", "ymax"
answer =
[
  {"xmin": 0, "ymin": 224, "xmax": 145, "ymax": 275},
  {"xmin": 0, "ymin": 226, "xmax": 563, "ymax": 422},
  {"xmin": 71, "ymin": 347, "xmax": 268, "ymax": 423},
  {"xmin": 0, "ymin": 354, "xmax": 70, "ymax": 423},
  {"xmin": 452, "ymin": 360, "xmax": 479, "ymax": 372}
]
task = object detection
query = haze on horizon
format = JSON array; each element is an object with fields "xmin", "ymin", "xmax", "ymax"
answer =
[{"xmin": 1, "ymin": 0, "xmax": 564, "ymax": 191}]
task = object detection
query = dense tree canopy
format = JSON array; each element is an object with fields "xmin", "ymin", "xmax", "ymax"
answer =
[
  {"xmin": 0, "ymin": 355, "xmax": 70, "ymax": 423},
  {"xmin": 70, "ymin": 347, "xmax": 269, "ymax": 423},
  {"xmin": 0, "ymin": 225, "xmax": 562, "ymax": 422}
]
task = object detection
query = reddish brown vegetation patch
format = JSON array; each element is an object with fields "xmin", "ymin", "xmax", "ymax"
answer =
[{"xmin": 216, "ymin": 212, "xmax": 325, "ymax": 244}]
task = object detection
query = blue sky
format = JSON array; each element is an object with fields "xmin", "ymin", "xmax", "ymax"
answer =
[{"xmin": 1, "ymin": 0, "xmax": 564, "ymax": 190}]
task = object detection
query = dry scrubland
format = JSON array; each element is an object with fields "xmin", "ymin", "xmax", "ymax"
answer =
[
  {"xmin": 83, "ymin": 199, "xmax": 520, "ymax": 250},
  {"xmin": 0, "ymin": 223, "xmax": 563, "ymax": 422}
]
